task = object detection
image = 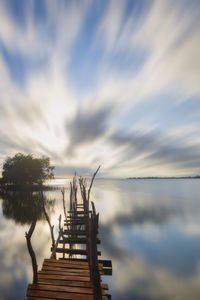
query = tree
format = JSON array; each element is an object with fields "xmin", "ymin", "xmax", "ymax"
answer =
[{"xmin": 2, "ymin": 153, "xmax": 54, "ymax": 186}]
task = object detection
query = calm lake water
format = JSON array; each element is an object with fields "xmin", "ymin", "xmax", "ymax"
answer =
[{"xmin": 1, "ymin": 178, "xmax": 200, "ymax": 300}]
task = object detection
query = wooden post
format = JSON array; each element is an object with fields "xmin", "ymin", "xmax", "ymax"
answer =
[
  {"xmin": 61, "ymin": 188, "xmax": 67, "ymax": 220},
  {"xmin": 91, "ymin": 213, "xmax": 102, "ymax": 300},
  {"xmin": 87, "ymin": 201, "xmax": 102, "ymax": 300}
]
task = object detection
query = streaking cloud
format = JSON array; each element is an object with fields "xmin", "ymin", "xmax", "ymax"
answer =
[{"xmin": 0, "ymin": 0, "xmax": 200, "ymax": 177}]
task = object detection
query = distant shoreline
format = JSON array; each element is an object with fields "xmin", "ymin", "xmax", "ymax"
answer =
[{"xmin": 126, "ymin": 176, "xmax": 200, "ymax": 179}]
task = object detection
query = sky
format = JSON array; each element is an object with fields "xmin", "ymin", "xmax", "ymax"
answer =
[{"xmin": 0, "ymin": 0, "xmax": 200, "ymax": 178}]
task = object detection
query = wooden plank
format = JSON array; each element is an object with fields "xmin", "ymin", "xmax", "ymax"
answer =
[
  {"xmin": 41, "ymin": 269, "xmax": 90, "ymax": 276},
  {"xmin": 43, "ymin": 262, "xmax": 90, "ymax": 270},
  {"xmin": 59, "ymin": 258, "xmax": 87, "ymax": 262},
  {"xmin": 64, "ymin": 217, "xmax": 87, "ymax": 224},
  {"xmin": 39, "ymin": 269, "xmax": 103, "ymax": 277},
  {"xmin": 45, "ymin": 259, "xmax": 89, "ymax": 266},
  {"xmin": 67, "ymin": 211, "xmax": 92, "ymax": 215},
  {"xmin": 67, "ymin": 216, "xmax": 86, "ymax": 219},
  {"xmin": 63, "ymin": 230, "xmax": 86, "ymax": 236},
  {"xmin": 54, "ymin": 248, "xmax": 101, "ymax": 256},
  {"xmin": 28, "ymin": 284, "xmax": 94, "ymax": 295},
  {"xmin": 38, "ymin": 273, "xmax": 91, "ymax": 282},
  {"xmin": 27, "ymin": 298, "xmax": 58, "ymax": 300},
  {"xmin": 53, "ymin": 248, "xmax": 88, "ymax": 255},
  {"xmin": 59, "ymin": 238, "xmax": 100, "ymax": 244},
  {"xmin": 57, "ymin": 259, "xmax": 105, "ymax": 271},
  {"xmin": 39, "ymin": 270, "xmax": 90, "ymax": 278},
  {"xmin": 65, "ymin": 222, "xmax": 85, "ymax": 225},
  {"xmin": 103, "ymin": 268, "xmax": 112, "ymax": 276},
  {"xmin": 38, "ymin": 279, "xmax": 107, "ymax": 290},
  {"xmin": 38, "ymin": 279, "xmax": 93, "ymax": 288},
  {"xmin": 65, "ymin": 221, "xmax": 86, "ymax": 225},
  {"xmin": 28, "ymin": 284, "xmax": 106, "ymax": 296},
  {"xmin": 40, "ymin": 269, "xmax": 90, "ymax": 276},
  {"xmin": 27, "ymin": 297, "xmax": 108, "ymax": 300},
  {"xmin": 59, "ymin": 239, "xmax": 87, "ymax": 244},
  {"xmin": 42, "ymin": 266, "xmax": 90, "ymax": 274},
  {"xmin": 27, "ymin": 289, "xmax": 94, "ymax": 299},
  {"xmin": 101, "ymin": 284, "xmax": 108, "ymax": 290},
  {"xmin": 98, "ymin": 260, "xmax": 112, "ymax": 268},
  {"xmin": 59, "ymin": 258, "xmax": 103, "ymax": 269}
]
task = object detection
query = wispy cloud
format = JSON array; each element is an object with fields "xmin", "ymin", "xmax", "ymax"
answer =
[{"xmin": 0, "ymin": 0, "xmax": 200, "ymax": 177}]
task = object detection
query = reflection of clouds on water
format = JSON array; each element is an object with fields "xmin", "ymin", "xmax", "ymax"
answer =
[
  {"xmin": 92, "ymin": 179, "xmax": 200, "ymax": 299},
  {"xmin": 0, "ymin": 187, "xmax": 71, "ymax": 299},
  {"xmin": 99, "ymin": 224, "xmax": 128, "ymax": 259},
  {"xmin": 183, "ymin": 224, "xmax": 200, "ymax": 236},
  {"xmin": 99, "ymin": 221, "xmax": 200, "ymax": 299},
  {"xmin": 0, "ymin": 218, "xmax": 52, "ymax": 299},
  {"xmin": 111, "ymin": 254, "xmax": 200, "ymax": 300},
  {"xmin": 0, "ymin": 198, "xmax": 59, "ymax": 299},
  {"xmin": 93, "ymin": 179, "xmax": 200, "ymax": 232},
  {"xmin": 1, "ymin": 179, "xmax": 200, "ymax": 299},
  {"xmin": 112, "ymin": 203, "xmax": 181, "ymax": 225}
]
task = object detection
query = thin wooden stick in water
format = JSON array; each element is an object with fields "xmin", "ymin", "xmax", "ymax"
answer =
[
  {"xmin": 41, "ymin": 190, "xmax": 55, "ymax": 252},
  {"xmin": 88, "ymin": 166, "xmax": 101, "ymax": 202},
  {"xmin": 61, "ymin": 188, "xmax": 67, "ymax": 220},
  {"xmin": 58, "ymin": 214, "xmax": 62, "ymax": 231},
  {"xmin": 50, "ymin": 229, "xmax": 63, "ymax": 259},
  {"xmin": 25, "ymin": 199, "xmax": 38, "ymax": 284}
]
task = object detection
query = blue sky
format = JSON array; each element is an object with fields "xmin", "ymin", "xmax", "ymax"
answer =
[{"xmin": 0, "ymin": 0, "xmax": 200, "ymax": 177}]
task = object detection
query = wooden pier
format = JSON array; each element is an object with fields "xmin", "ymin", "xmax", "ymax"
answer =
[{"xmin": 26, "ymin": 173, "xmax": 112, "ymax": 299}]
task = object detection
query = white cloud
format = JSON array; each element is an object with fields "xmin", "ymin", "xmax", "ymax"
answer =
[{"xmin": 0, "ymin": 0, "xmax": 200, "ymax": 177}]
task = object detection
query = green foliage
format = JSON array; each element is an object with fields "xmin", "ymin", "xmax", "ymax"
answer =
[{"xmin": 2, "ymin": 153, "xmax": 54, "ymax": 186}]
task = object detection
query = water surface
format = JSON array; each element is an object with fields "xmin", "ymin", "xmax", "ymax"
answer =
[{"xmin": 1, "ymin": 179, "xmax": 200, "ymax": 300}]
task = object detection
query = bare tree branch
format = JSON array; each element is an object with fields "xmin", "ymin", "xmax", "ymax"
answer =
[
  {"xmin": 40, "ymin": 190, "xmax": 55, "ymax": 256},
  {"xmin": 25, "ymin": 197, "xmax": 38, "ymax": 284},
  {"xmin": 88, "ymin": 166, "xmax": 101, "ymax": 202},
  {"xmin": 61, "ymin": 188, "xmax": 67, "ymax": 220}
]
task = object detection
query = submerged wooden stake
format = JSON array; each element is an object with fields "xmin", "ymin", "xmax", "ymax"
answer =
[
  {"xmin": 41, "ymin": 190, "xmax": 55, "ymax": 255},
  {"xmin": 25, "ymin": 198, "xmax": 38, "ymax": 284},
  {"xmin": 61, "ymin": 188, "xmax": 67, "ymax": 220}
]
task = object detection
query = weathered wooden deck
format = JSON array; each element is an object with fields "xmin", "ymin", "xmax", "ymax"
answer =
[
  {"xmin": 26, "ymin": 174, "xmax": 112, "ymax": 299},
  {"xmin": 27, "ymin": 259, "xmax": 109, "ymax": 299}
]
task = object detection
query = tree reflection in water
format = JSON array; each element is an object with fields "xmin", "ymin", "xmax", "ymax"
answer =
[{"xmin": 0, "ymin": 190, "xmax": 55, "ymax": 225}]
